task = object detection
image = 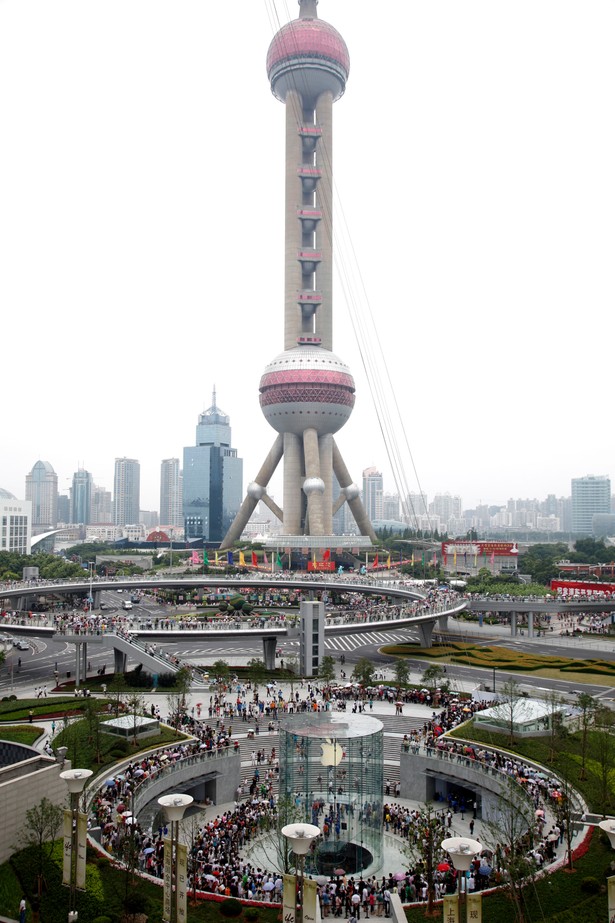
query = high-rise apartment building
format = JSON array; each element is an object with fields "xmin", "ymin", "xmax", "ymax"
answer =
[
  {"xmin": 430, "ymin": 493, "xmax": 462, "ymax": 524},
  {"xmin": 362, "ymin": 467, "xmax": 383, "ymax": 522},
  {"xmin": 113, "ymin": 458, "xmax": 141, "ymax": 526},
  {"xmin": 183, "ymin": 392, "xmax": 243, "ymax": 543},
  {"xmin": 71, "ymin": 468, "xmax": 93, "ymax": 525},
  {"xmin": 160, "ymin": 458, "xmax": 183, "ymax": 528},
  {"xmin": 91, "ymin": 485, "xmax": 112, "ymax": 523},
  {"xmin": 571, "ymin": 475, "xmax": 611, "ymax": 535},
  {"xmin": 0, "ymin": 488, "xmax": 31, "ymax": 553},
  {"xmin": 25, "ymin": 460, "xmax": 58, "ymax": 531}
]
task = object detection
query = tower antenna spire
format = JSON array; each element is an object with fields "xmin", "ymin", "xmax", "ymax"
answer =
[{"xmin": 299, "ymin": 0, "xmax": 318, "ymax": 19}]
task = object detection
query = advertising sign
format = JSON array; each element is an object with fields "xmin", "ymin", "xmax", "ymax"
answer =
[
  {"xmin": 176, "ymin": 842, "xmax": 188, "ymax": 923},
  {"xmin": 162, "ymin": 836, "xmax": 172, "ymax": 922},
  {"xmin": 283, "ymin": 874, "xmax": 296, "ymax": 923}
]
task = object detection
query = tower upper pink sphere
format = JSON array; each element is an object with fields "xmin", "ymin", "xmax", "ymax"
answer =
[{"xmin": 267, "ymin": 15, "xmax": 349, "ymax": 103}]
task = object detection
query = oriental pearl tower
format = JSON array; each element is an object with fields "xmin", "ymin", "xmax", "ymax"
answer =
[{"xmin": 221, "ymin": 0, "xmax": 376, "ymax": 550}]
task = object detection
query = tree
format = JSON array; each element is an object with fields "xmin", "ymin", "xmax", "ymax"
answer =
[
  {"xmin": 591, "ymin": 704, "xmax": 615, "ymax": 813},
  {"xmin": 351, "ymin": 657, "xmax": 375, "ymax": 687},
  {"xmin": 480, "ymin": 777, "xmax": 539, "ymax": 923},
  {"xmin": 576, "ymin": 692, "xmax": 597, "ymax": 780},
  {"xmin": 20, "ymin": 797, "xmax": 64, "ymax": 899},
  {"xmin": 166, "ymin": 666, "xmax": 192, "ymax": 730},
  {"xmin": 420, "ymin": 664, "xmax": 445, "ymax": 692},
  {"xmin": 317, "ymin": 655, "xmax": 336, "ymax": 686},
  {"xmin": 497, "ymin": 677, "xmax": 525, "ymax": 745},
  {"xmin": 211, "ymin": 659, "xmax": 230, "ymax": 694},
  {"xmin": 401, "ymin": 804, "xmax": 444, "ymax": 915},
  {"xmin": 393, "ymin": 658, "xmax": 410, "ymax": 688}
]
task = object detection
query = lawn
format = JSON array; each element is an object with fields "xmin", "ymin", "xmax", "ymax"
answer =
[{"xmin": 380, "ymin": 641, "xmax": 615, "ymax": 684}]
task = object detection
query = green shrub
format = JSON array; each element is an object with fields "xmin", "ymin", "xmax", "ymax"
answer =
[
  {"xmin": 220, "ymin": 897, "xmax": 243, "ymax": 917},
  {"xmin": 92, "ymin": 916, "xmax": 113, "ymax": 923},
  {"xmin": 245, "ymin": 909, "xmax": 259, "ymax": 922},
  {"xmin": 124, "ymin": 891, "xmax": 148, "ymax": 914},
  {"xmin": 580, "ymin": 876, "xmax": 601, "ymax": 894}
]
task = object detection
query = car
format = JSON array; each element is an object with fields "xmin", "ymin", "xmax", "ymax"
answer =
[
  {"xmin": 122, "ymin": 600, "xmax": 133, "ymax": 610},
  {"xmin": 15, "ymin": 640, "xmax": 29, "ymax": 651}
]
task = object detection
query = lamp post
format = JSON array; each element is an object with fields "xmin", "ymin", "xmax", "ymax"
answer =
[
  {"xmin": 599, "ymin": 820, "xmax": 615, "ymax": 921},
  {"xmin": 441, "ymin": 836, "xmax": 482, "ymax": 923},
  {"xmin": 158, "ymin": 794, "xmax": 193, "ymax": 923},
  {"xmin": 60, "ymin": 768, "xmax": 93, "ymax": 923},
  {"xmin": 281, "ymin": 823, "xmax": 321, "ymax": 923}
]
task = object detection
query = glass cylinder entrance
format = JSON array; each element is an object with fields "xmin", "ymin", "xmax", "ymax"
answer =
[{"xmin": 278, "ymin": 713, "xmax": 384, "ymax": 875}]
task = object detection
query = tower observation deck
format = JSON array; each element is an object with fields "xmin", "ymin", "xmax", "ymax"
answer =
[{"xmin": 221, "ymin": 0, "xmax": 376, "ymax": 551}]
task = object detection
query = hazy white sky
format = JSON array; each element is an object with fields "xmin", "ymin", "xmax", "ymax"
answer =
[{"xmin": 1, "ymin": 0, "xmax": 614, "ymax": 514}]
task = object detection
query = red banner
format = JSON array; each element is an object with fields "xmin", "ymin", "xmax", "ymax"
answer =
[
  {"xmin": 550, "ymin": 579, "xmax": 615, "ymax": 595},
  {"xmin": 307, "ymin": 561, "xmax": 336, "ymax": 572}
]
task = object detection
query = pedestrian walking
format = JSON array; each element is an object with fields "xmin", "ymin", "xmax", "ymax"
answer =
[{"xmin": 19, "ymin": 896, "xmax": 26, "ymax": 923}]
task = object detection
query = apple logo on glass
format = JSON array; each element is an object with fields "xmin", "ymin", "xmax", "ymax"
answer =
[{"xmin": 320, "ymin": 738, "xmax": 344, "ymax": 767}]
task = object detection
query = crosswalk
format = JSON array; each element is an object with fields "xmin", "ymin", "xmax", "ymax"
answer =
[{"xmin": 162, "ymin": 630, "xmax": 416, "ymax": 659}]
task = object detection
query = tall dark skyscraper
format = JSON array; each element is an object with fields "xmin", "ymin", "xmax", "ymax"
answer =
[
  {"xmin": 222, "ymin": 0, "xmax": 376, "ymax": 550},
  {"xmin": 71, "ymin": 468, "xmax": 93, "ymax": 525},
  {"xmin": 183, "ymin": 390, "xmax": 243, "ymax": 543}
]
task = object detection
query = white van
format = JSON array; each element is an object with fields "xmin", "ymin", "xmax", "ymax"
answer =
[{"xmin": 122, "ymin": 600, "xmax": 133, "ymax": 610}]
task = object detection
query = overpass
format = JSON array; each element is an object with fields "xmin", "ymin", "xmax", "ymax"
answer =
[{"xmin": 1, "ymin": 576, "xmax": 467, "ymax": 682}]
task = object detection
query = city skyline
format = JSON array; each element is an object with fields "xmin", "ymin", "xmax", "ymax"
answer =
[{"xmin": 1, "ymin": 1, "xmax": 613, "ymax": 513}]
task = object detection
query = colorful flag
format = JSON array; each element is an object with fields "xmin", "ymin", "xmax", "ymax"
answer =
[
  {"xmin": 453, "ymin": 550, "xmax": 457, "ymax": 566},
  {"xmin": 490, "ymin": 551, "xmax": 495, "ymax": 565},
  {"xmin": 411, "ymin": 550, "xmax": 415, "ymax": 565},
  {"xmin": 421, "ymin": 552, "xmax": 425, "ymax": 566},
  {"xmin": 215, "ymin": 551, "xmax": 219, "ymax": 566},
  {"xmin": 227, "ymin": 551, "xmax": 234, "ymax": 565},
  {"xmin": 263, "ymin": 551, "xmax": 269, "ymax": 565},
  {"xmin": 432, "ymin": 552, "xmax": 437, "ymax": 567},
  {"xmin": 386, "ymin": 554, "xmax": 391, "ymax": 569},
  {"xmin": 323, "ymin": 549, "xmax": 331, "ymax": 561},
  {"xmin": 239, "ymin": 550, "xmax": 246, "ymax": 567},
  {"xmin": 203, "ymin": 551, "xmax": 209, "ymax": 566},
  {"xmin": 276, "ymin": 552, "xmax": 283, "ymax": 568},
  {"xmin": 251, "ymin": 551, "xmax": 258, "ymax": 567},
  {"xmin": 372, "ymin": 554, "xmax": 379, "ymax": 568}
]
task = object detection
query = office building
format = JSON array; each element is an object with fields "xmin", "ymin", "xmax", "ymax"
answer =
[
  {"xmin": 183, "ymin": 391, "xmax": 243, "ymax": 543},
  {"xmin": 25, "ymin": 460, "xmax": 58, "ymax": 531},
  {"xmin": 0, "ymin": 489, "xmax": 31, "ymax": 553},
  {"xmin": 70, "ymin": 468, "xmax": 93, "ymax": 525},
  {"xmin": 91, "ymin": 485, "xmax": 112, "ymax": 524},
  {"xmin": 160, "ymin": 458, "xmax": 183, "ymax": 528},
  {"xmin": 113, "ymin": 458, "xmax": 140, "ymax": 526},
  {"xmin": 571, "ymin": 475, "xmax": 611, "ymax": 535}
]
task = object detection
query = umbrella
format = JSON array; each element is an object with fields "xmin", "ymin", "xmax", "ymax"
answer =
[
  {"xmin": 143, "ymin": 847, "xmax": 155, "ymax": 855},
  {"xmin": 124, "ymin": 817, "xmax": 137, "ymax": 825},
  {"xmin": 394, "ymin": 872, "xmax": 407, "ymax": 881},
  {"xmin": 204, "ymin": 874, "xmax": 217, "ymax": 882},
  {"xmin": 116, "ymin": 803, "xmax": 126, "ymax": 813},
  {"xmin": 535, "ymin": 809, "xmax": 545, "ymax": 818},
  {"xmin": 121, "ymin": 810, "xmax": 133, "ymax": 818},
  {"xmin": 103, "ymin": 823, "xmax": 115, "ymax": 831},
  {"xmin": 437, "ymin": 862, "xmax": 451, "ymax": 872},
  {"xmin": 105, "ymin": 779, "xmax": 116, "ymax": 787},
  {"xmin": 478, "ymin": 865, "xmax": 492, "ymax": 876},
  {"xmin": 263, "ymin": 882, "xmax": 275, "ymax": 892},
  {"xmin": 134, "ymin": 768, "xmax": 145, "ymax": 777},
  {"xmin": 334, "ymin": 868, "xmax": 345, "ymax": 877}
]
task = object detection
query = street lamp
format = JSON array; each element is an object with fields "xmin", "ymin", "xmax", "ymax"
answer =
[
  {"xmin": 599, "ymin": 820, "xmax": 615, "ymax": 921},
  {"xmin": 281, "ymin": 823, "xmax": 321, "ymax": 923},
  {"xmin": 60, "ymin": 768, "xmax": 93, "ymax": 923},
  {"xmin": 441, "ymin": 836, "xmax": 482, "ymax": 923},
  {"xmin": 158, "ymin": 793, "xmax": 193, "ymax": 923}
]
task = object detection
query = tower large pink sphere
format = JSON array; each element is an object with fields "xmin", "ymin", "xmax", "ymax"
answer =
[{"xmin": 260, "ymin": 346, "xmax": 355, "ymax": 437}]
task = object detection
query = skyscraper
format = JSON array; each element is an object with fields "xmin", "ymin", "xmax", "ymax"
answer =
[
  {"xmin": 183, "ymin": 390, "xmax": 243, "ymax": 543},
  {"xmin": 571, "ymin": 475, "xmax": 611, "ymax": 535},
  {"xmin": 160, "ymin": 458, "xmax": 183, "ymax": 528},
  {"xmin": 113, "ymin": 458, "xmax": 140, "ymax": 526},
  {"xmin": 362, "ymin": 467, "xmax": 383, "ymax": 523},
  {"xmin": 222, "ymin": 0, "xmax": 376, "ymax": 550},
  {"xmin": 25, "ymin": 460, "xmax": 58, "ymax": 531},
  {"xmin": 0, "ymin": 488, "xmax": 31, "ymax": 553},
  {"xmin": 71, "ymin": 468, "xmax": 93, "ymax": 525}
]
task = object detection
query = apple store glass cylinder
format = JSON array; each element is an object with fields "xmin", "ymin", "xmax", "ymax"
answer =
[{"xmin": 278, "ymin": 713, "xmax": 384, "ymax": 875}]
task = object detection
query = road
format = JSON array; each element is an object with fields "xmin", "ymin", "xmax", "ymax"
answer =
[{"xmin": 2, "ymin": 590, "xmax": 615, "ymax": 704}]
